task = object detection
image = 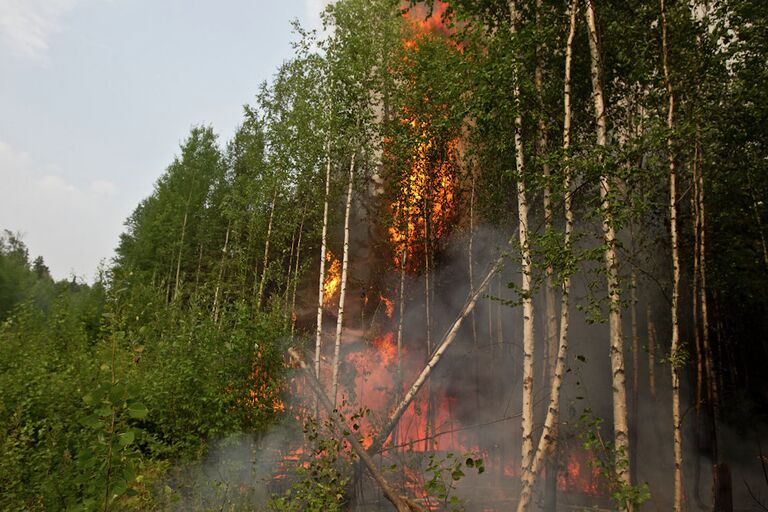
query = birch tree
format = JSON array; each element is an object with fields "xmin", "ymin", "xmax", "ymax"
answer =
[
  {"xmin": 516, "ymin": 2, "xmax": 578, "ymax": 509},
  {"xmin": 584, "ymin": 0, "xmax": 632, "ymax": 502},
  {"xmin": 660, "ymin": 2, "xmax": 683, "ymax": 508},
  {"xmin": 505, "ymin": 0, "xmax": 536, "ymax": 487}
]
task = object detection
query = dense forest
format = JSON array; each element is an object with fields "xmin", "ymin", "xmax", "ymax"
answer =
[{"xmin": 2, "ymin": 0, "xmax": 767, "ymax": 510}]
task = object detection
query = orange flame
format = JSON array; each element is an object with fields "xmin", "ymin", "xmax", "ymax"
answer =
[
  {"xmin": 374, "ymin": 331, "xmax": 397, "ymax": 366},
  {"xmin": 323, "ymin": 251, "xmax": 341, "ymax": 305},
  {"xmin": 388, "ymin": 124, "xmax": 458, "ymax": 271},
  {"xmin": 380, "ymin": 294, "xmax": 395, "ymax": 318}
]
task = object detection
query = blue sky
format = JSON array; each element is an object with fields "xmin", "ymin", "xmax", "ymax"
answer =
[{"xmin": 0, "ymin": 0, "xmax": 328, "ymax": 280}]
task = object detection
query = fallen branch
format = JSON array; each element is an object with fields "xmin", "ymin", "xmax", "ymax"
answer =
[
  {"xmin": 367, "ymin": 255, "xmax": 504, "ymax": 455},
  {"xmin": 288, "ymin": 348, "xmax": 425, "ymax": 512}
]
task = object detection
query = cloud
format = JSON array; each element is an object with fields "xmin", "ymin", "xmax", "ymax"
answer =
[
  {"xmin": 0, "ymin": 140, "xmax": 125, "ymax": 280},
  {"xmin": 0, "ymin": 0, "xmax": 81, "ymax": 59}
]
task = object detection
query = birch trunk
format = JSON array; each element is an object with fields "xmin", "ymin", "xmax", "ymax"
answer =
[
  {"xmin": 290, "ymin": 204, "xmax": 307, "ymax": 338},
  {"xmin": 255, "ymin": 188, "xmax": 278, "ymax": 310},
  {"xmin": 516, "ymin": 2, "xmax": 577, "ymax": 508},
  {"xmin": 535, "ymin": 0, "xmax": 558, "ymax": 387},
  {"xmin": 506, "ymin": 0, "xmax": 536, "ymax": 487},
  {"xmin": 698, "ymin": 128, "xmax": 725, "ymax": 508},
  {"xmin": 423, "ymin": 192, "xmax": 435, "ymax": 450},
  {"xmin": 331, "ymin": 152, "xmax": 355, "ymax": 406},
  {"xmin": 585, "ymin": 0, "xmax": 632, "ymax": 501},
  {"xmin": 315, "ymin": 143, "xmax": 333, "ymax": 380},
  {"xmin": 368, "ymin": 257, "xmax": 503, "ymax": 455},
  {"xmin": 396, "ymin": 213, "xmax": 409, "ymax": 396},
  {"xmin": 393, "ymin": 213, "xmax": 408, "ymax": 452},
  {"xmin": 469, "ymin": 172, "xmax": 480, "ymax": 411},
  {"xmin": 469, "ymin": 172, "xmax": 478, "ymax": 349},
  {"xmin": 173, "ymin": 194, "xmax": 192, "ymax": 302},
  {"xmin": 661, "ymin": 2, "xmax": 683, "ymax": 509},
  {"xmin": 212, "ymin": 219, "xmax": 231, "ymax": 323}
]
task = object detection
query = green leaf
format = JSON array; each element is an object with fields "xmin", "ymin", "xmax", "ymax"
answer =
[
  {"xmin": 96, "ymin": 406, "xmax": 113, "ymax": 418},
  {"xmin": 78, "ymin": 415, "xmax": 103, "ymax": 430},
  {"xmin": 127, "ymin": 402, "xmax": 148, "ymax": 419},
  {"xmin": 118, "ymin": 431, "xmax": 135, "ymax": 447}
]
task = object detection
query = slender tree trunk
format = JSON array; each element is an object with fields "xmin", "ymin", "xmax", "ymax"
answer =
[
  {"xmin": 516, "ymin": 2, "xmax": 577, "ymax": 508},
  {"xmin": 697, "ymin": 127, "xmax": 728, "ymax": 508},
  {"xmin": 506, "ymin": 0, "xmax": 536, "ymax": 488},
  {"xmin": 285, "ymin": 230, "xmax": 296, "ymax": 303},
  {"xmin": 256, "ymin": 188, "xmax": 278, "ymax": 310},
  {"xmin": 212, "ymin": 219, "xmax": 231, "ymax": 323},
  {"xmin": 173, "ymin": 194, "xmax": 192, "ymax": 302},
  {"xmin": 661, "ymin": 3, "xmax": 683, "ymax": 509},
  {"xmin": 423, "ymin": 192, "xmax": 435, "ymax": 450},
  {"xmin": 692, "ymin": 147, "xmax": 707, "ymax": 508},
  {"xmin": 316, "ymin": 143, "xmax": 333, "ymax": 381},
  {"xmin": 396, "ymin": 212, "xmax": 409, "ymax": 397},
  {"xmin": 393, "ymin": 212, "xmax": 408, "ymax": 453},
  {"xmin": 332, "ymin": 153, "xmax": 356, "ymax": 406},
  {"xmin": 585, "ymin": 1, "xmax": 632, "ymax": 503},
  {"xmin": 290, "ymin": 203, "xmax": 307, "ymax": 338},
  {"xmin": 535, "ymin": 0, "xmax": 558, "ymax": 390},
  {"xmin": 468, "ymin": 172, "xmax": 480, "ymax": 411}
]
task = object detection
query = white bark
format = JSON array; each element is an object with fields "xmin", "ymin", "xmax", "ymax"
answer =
[
  {"xmin": 212, "ymin": 219, "xmax": 231, "ymax": 323},
  {"xmin": 331, "ymin": 152, "xmax": 356, "ymax": 406},
  {"xmin": 516, "ymin": 2, "xmax": 577, "ymax": 509},
  {"xmin": 315, "ymin": 143, "xmax": 333, "ymax": 380},
  {"xmin": 173, "ymin": 193, "xmax": 192, "ymax": 302},
  {"xmin": 585, "ymin": 0, "xmax": 632, "ymax": 501},
  {"xmin": 255, "ymin": 188, "xmax": 278, "ymax": 310},
  {"xmin": 290, "ymin": 204, "xmax": 307, "ymax": 338},
  {"xmin": 535, "ymin": 0, "xmax": 558, "ymax": 386},
  {"xmin": 506, "ymin": 0, "xmax": 536, "ymax": 487}
]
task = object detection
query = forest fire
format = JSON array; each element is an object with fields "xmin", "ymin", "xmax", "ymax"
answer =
[
  {"xmin": 323, "ymin": 250, "xmax": 341, "ymax": 305},
  {"xmin": 388, "ymin": 128, "xmax": 458, "ymax": 271},
  {"xmin": 380, "ymin": 294, "xmax": 394, "ymax": 318},
  {"xmin": 280, "ymin": 1, "xmax": 615, "ymax": 509}
]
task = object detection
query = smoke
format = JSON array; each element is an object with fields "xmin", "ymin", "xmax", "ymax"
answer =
[
  {"xmin": 157, "ymin": 424, "xmax": 303, "ymax": 510},
  {"xmin": 158, "ymin": 203, "xmax": 768, "ymax": 511}
]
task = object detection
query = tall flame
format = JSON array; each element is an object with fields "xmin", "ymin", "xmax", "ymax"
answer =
[
  {"xmin": 323, "ymin": 250, "xmax": 341, "ymax": 305},
  {"xmin": 388, "ymin": 123, "xmax": 458, "ymax": 271}
]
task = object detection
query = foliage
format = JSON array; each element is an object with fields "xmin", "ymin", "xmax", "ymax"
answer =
[
  {"xmin": 423, "ymin": 452, "xmax": 485, "ymax": 511},
  {"xmin": 267, "ymin": 415, "xmax": 353, "ymax": 512},
  {"xmin": 578, "ymin": 409, "xmax": 651, "ymax": 511}
]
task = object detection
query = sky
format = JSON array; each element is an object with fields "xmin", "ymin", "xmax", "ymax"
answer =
[{"xmin": 0, "ymin": 0, "xmax": 329, "ymax": 281}]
